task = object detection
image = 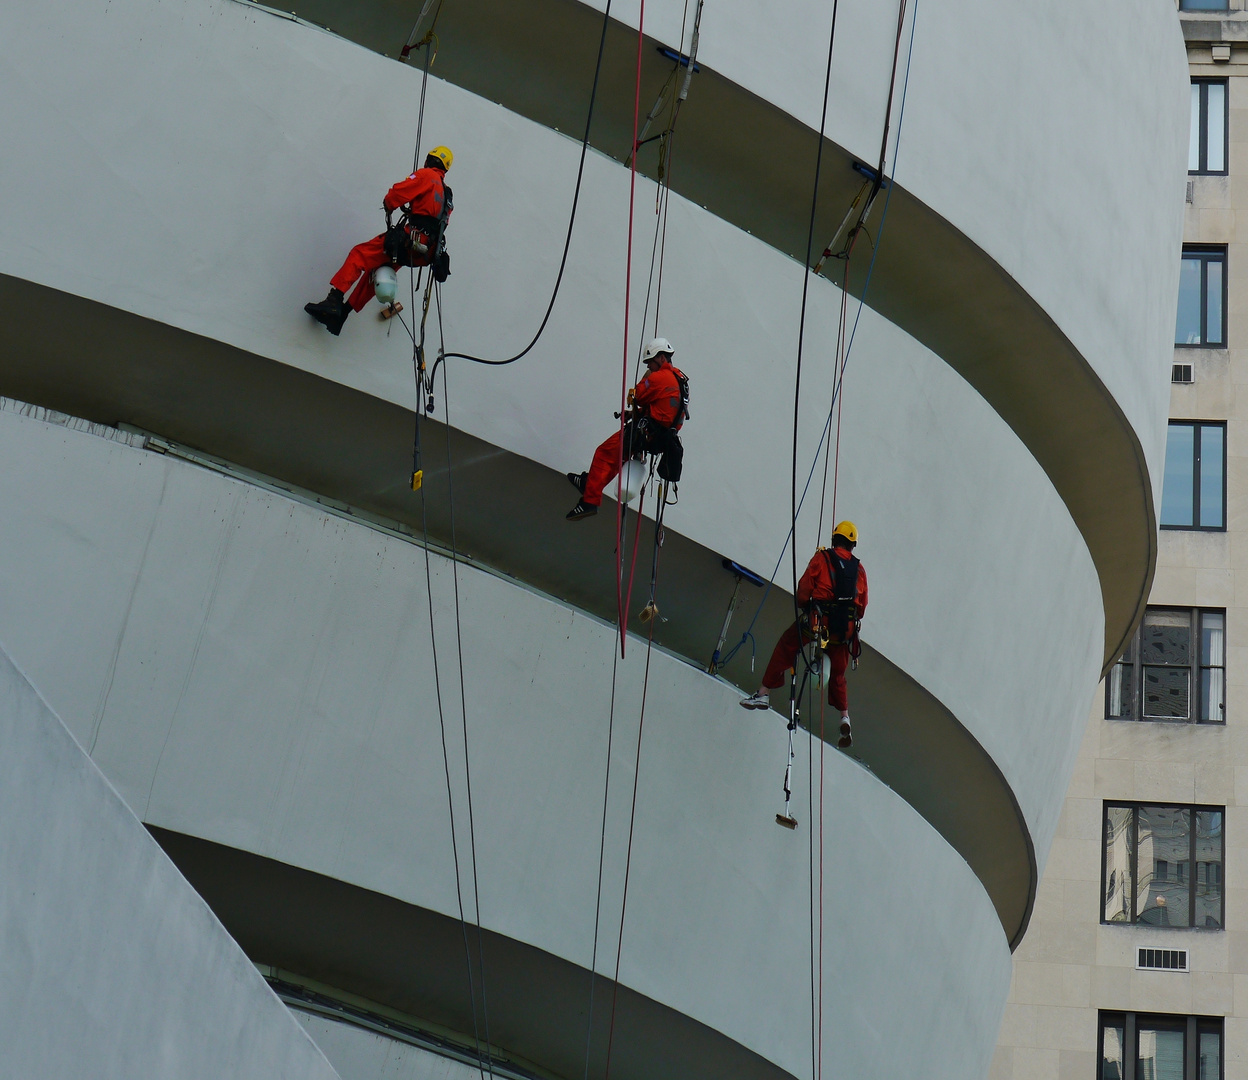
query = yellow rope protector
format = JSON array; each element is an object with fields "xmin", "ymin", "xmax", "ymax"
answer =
[{"xmin": 411, "ymin": 469, "xmax": 423, "ymax": 491}]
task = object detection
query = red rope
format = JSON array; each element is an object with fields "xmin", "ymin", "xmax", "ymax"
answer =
[
  {"xmin": 614, "ymin": 0, "xmax": 647, "ymax": 658},
  {"xmin": 602, "ymin": 531, "xmax": 661, "ymax": 1080},
  {"xmin": 817, "ymin": 686, "xmax": 826, "ymax": 1080}
]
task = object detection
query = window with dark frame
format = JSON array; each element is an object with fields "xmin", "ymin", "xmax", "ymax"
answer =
[
  {"xmin": 1098, "ymin": 1012, "xmax": 1222, "ymax": 1080},
  {"xmin": 1102, "ymin": 803, "xmax": 1224, "ymax": 929},
  {"xmin": 1190, "ymin": 79, "xmax": 1228, "ymax": 175},
  {"xmin": 1161, "ymin": 422, "xmax": 1226, "ymax": 530},
  {"xmin": 1176, "ymin": 248, "xmax": 1226, "ymax": 348},
  {"xmin": 1180, "ymin": 0, "xmax": 1231, "ymax": 12},
  {"xmin": 1107, "ymin": 608, "xmax": 1225, "ymax": 723}
]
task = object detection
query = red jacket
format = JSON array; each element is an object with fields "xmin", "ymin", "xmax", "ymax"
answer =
[
  {"xmin": 383, "ymin": 166, "xmax": 449, "ymax": 220},
  {"xmin": 633, "ymin": 359, "xmax": 685, "ymax": 427},
  {"xmin": 796, "ymin": 545, "xmax": 867, "ymax": 619}
]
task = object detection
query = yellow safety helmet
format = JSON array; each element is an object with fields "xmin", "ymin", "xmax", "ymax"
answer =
[
  {"xmin": 425, "ymin": 145, "xmax": 453, "ymax": 171},
  {"xmin": 831, "ymin": 520, "xmax": 858, "ymax": 545}
]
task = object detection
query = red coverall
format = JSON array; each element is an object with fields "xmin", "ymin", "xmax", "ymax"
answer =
[
  {"xmin": 760, "ymin": 545, "xmax": 868, "ymax": 711},
  {"xmin": 582, "ymin": 359, "xmax": 683, "ymax": 506},
  {"xmin": 330, "ymin": 167, "xmax": 449, "ymax": 312}
]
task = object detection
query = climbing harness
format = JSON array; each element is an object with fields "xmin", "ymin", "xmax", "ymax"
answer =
[{"xmin": 802, "ymin": 549, "xmax": 861, "ymax": 650}]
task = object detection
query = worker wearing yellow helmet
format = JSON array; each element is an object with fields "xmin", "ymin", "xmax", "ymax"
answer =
[
  {"xmin": 305, "ymin": 146, "xmax": 455, "ymax": 335},
  {"xmin": 740, "ymin": 520, "xmax": 867, "ymax": 748}
]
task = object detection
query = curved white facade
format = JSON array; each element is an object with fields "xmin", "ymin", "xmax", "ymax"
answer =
[{"xmin": 0, "ymin": 0, "xmax": 1186, "ymax": 1076}]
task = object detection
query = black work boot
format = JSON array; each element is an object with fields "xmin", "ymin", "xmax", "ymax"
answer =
[{"xmin": 305, "ymin": 288, "xmax": 349, "ymax": 336}]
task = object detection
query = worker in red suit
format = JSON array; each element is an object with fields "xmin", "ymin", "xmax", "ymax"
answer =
[
  {"xmin": 565, "ymin": 338, "xmax": 689, "ymax": 521},
  {"xmin": 740, "ymin": 521, "xmax": 867, "ymax": 748},
  {"xmin": 305, "ymin": 145, "xmax": 454, "ymax": 336}
]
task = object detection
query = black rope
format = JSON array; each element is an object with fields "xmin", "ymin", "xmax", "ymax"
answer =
[
  {"xmin": 580, "ymin": 644, "xmax": 621, "ymax": 1080},
  {"xmin": 434, "ymin": 283, "xmax": 497, "ymax": 1080},
  {"xmin": 428, "ymin": 0, "xmax": 615, "ymax": 384},
  {"xmin": 719, "ymin": 0, "xmax": 917, "ymax": 675},
  {"xmin": 787, "ymin": 10, "xmax": 840, "ymax": 1080},
  {"xmin": 413, "ymin": 37, "xmax": 434, "ymax": 173},
  {"xmin": 789, "ymin": 0, "xmax": 840, "ymax": 672},
  {"xmin": 601, "ymin": 517, "xmax": 665, "ymax": 1080},
  {"xmin": 416, "ymin": 390, "xmax": 491, "ymax": 1080}
]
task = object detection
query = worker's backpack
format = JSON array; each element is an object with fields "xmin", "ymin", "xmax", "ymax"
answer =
[
  {"xmin": 670, "ymin": 367, "xmax": 690, "ymax": 431},
  {"xmin": 814, "ymin": 550, "xmax": 860, "ymax": 646},
  {"xmin": 654, "ymin": 367, "xmax": 689, "ymax": 482}
]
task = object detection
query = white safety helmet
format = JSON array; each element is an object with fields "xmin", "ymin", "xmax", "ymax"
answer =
[{"xmin": 642, "ymin": 337, "xmax": 674, "ymax": 363}]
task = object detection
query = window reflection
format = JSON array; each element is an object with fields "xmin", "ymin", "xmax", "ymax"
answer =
[
  {"xmin": 1102, "ymin": 803, "xmax": 1224, "ymax": 928},
  {"xmin": 1198, "ymin": 1027, "xmax": 1221, "ymax": 1080},
  {"xmin": 1207, "ymin": 82, "xmax": 1226, "ymax": 172},
  {"xmin": 1102, "ymin": 1018, "xmax": 1125, "ymax": 1080},
  {"xmin": 1104, "ymin": 806, "xmax": 1133, "ymax": 923},
  {"xmin": 1195, "ymin": 810, "xmax": 1224, "ymax": 929},
  {"xmin": 1199, "ymin": 424, "xmax": 1224, "ymax": 527},
  {"xmin": 1162, "ymin": 425, "xmax": 1196, "ymax": 527},
  {"xmin": 1206, "ymin": 258, "xmax": 1224, "ymax": 345},
  {"xmin": 1142, "ymin": 611, "xmax": 1192, "ymax": 719},
  {"xmin": 1161, "ymin": 422, "xmax": 1225, "ymax": 530},
  {"xmin": 1138, "ymin": 806, "xmax": 1191, "ymax": 926},
  {"xmin": 1176, "ymin": 257, "xmax": 1203, "ymax": 346},
  {"xmin": 1190, "ymin": 84, "xmax": 1202, "ymax": 172},
  {"xmin": 1137, "ymin": 1023, "xmax": 1185, "ymax": 1080},
  {"xmin": 1200, "ymin": 612, "xmax": 1225, "ymax": 723}
]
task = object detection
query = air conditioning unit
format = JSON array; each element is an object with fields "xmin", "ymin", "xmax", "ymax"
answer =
[
  {"xmin": 1173, "ymin": 363, "xmax": 1193, "ymax": 384},
  {"xmin": 1137, "ymin": 948, "xmax": 1188, "ymax": 972}
]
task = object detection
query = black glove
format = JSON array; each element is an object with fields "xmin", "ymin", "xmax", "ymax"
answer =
[{"xmin": 433, "ymin": 249, "xmax": 450, "ymax": 283}]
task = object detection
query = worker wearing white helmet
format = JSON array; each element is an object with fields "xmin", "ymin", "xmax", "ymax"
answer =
[{"xmin": 566, "ymin": 338, "xmax": 689, "ymax": 520}]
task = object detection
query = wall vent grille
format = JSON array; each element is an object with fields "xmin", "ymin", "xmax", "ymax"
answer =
[
  {"xmin": 1173, "ymin": 363, "xmax": 1193, "ymax": 384},
  {"xmin": 1137, "ymin": 948, "xmax": 1188, "ymax": 972}
]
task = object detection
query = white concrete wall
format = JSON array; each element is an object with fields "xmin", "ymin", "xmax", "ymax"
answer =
[
  {"xmin": 0, "ymin": 645, "xmax": 341, "ymax": 1080},
  {"xmin": 597, "ymin": 0, "xmax": 1190, "ymax": 497},
  {"xmin": 290, "ymin": 1008, "xmax": 482, "ymax": 1080},
  {"xmin": 0, "ymin": 0, "xmax": 1107, "ymax": 863},
  {"xmin": 0, "ymin": 403, "xmax": 1011, "ymax": 1079}
]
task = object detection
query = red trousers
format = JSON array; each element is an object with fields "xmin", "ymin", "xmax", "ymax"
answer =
[
  {"xmin": 330, "ymin": 233, "xmax": 429, "ymax": 311},
  {"xmin": 330, "ymin": 235, "xmax": 388, "ymax": 311},
  {"xmin": 584, "ymin": 429, "xmax": 627, "ymax": 506},
  {"xmin": 761, "ymin": 622, "xmax": 851, "ymax": 711}
]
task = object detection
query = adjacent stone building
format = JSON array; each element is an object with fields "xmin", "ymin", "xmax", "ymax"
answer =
[{"xmin": 992, "ymin": 6, "xmax": 1248, "ymax": 1079}]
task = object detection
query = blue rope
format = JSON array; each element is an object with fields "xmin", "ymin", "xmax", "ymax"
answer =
[{"xmin": 719, "ymin": 0, "xmax": 920, "ymax": 671}]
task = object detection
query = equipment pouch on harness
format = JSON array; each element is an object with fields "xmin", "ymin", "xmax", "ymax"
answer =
[
  {"xmin": 383, "ymin": 223, "xmax": 417, "ymax": 267},
  {"xmin": 657, "ymin": 429, "xmax": 683, "ymax": 482}
]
